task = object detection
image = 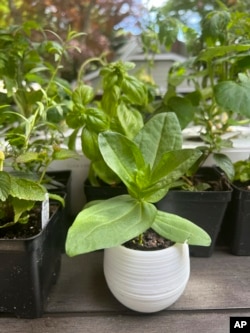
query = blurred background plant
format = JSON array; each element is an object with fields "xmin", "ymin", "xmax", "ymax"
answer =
[
  {"xmin": 0, "ymin": 21, "xmax": 79, "ymax": 179},
  {"xmin": 141, "ymin": 0, "xmax": 250, "ymax": 179},
  {"xmin": 0, "ymin": 0, "xmax": 145, "ymax": 81}
]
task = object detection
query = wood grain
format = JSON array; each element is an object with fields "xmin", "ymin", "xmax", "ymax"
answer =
[
  {"xmin": 0, "ymin": 247, "xmax": 249, "ymax": 333},
  {"xmin": 1, "ymin": 311, "xmax": 250, "ymax": 333},
  {"xmin": 47, "ymin": 248, "xmax": 250, "ymax": 313}
]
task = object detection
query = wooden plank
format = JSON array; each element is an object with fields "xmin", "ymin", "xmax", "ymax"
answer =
[
  {"xmin": 1, "ymin": 310, "xmax": 250, "ymax": 333},
  {"xmin": 46, "ymin": 248, "xmax": 250, "ymax": 313}
]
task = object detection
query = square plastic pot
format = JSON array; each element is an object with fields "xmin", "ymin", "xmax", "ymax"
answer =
[
  {"xmin": 156, "ymin": 167, "xmax": 232, "ymax": 257},
  {"xmin": 222, "ymin": 181, "xmax": 250, "ymax": 255},
  {"xmin": 0, "ymin": 205, "xmax": 63, "ymax": 318}
]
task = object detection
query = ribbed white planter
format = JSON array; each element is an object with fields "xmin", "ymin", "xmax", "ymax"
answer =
[{"xmin": 103, "ymin": 243, "xmax": 190, "ymax": 313}]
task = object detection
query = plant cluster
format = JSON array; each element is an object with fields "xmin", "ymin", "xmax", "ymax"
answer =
[
  {"xmin": 66, "ymin": 60, "xmax": 154, "ymax": 186},
  {"xmin": 66, "ymin": 113, "xmax": 211, "ymax": 256},
  {"xmin": 0, "ymin": 22, "xmax": 80, "ymax": 230},
  {"xmin": 233, "ymin": 158, "xmax": 250, "ymax": 184},
  {"xmin": 141, "ymin": 2, "xmax": 250, "ymax": 181}
]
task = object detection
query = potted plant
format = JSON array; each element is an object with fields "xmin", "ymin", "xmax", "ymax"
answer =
[
  {"xmin": 66, "ymin": 60, "xmax": 155, "ymax": 201},
  {"xmin": 0, "ymin": 22, "xmax": 80, "ymax": 318},
  {"xmin": 221, "ymin": 158, "xmax": 250, "ymax": 255},
  {"xmin": 65, "ymin": 112, "xmax": 211, "ymax": 313},
  {"xmin": 139, "ymin": 5, "xmax": 250, "ymax": 256}
]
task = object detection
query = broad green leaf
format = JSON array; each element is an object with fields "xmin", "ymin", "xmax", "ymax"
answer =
[
  {"xmin": 158, "ymin": 17, "xmax": 180, "ymax": 50},
  {"xmin": 121, "ymin": 76, "xmax": 148, "ymax": 105},
  {"xmin": 234, "ymin": 160, "xmax": 250, "ymax": 183},
  {"xmin": 66, "ymin": 195, "xmax": 157, "ymax": 256},
  {"xmin": 213, "ymin": 153, "xmax": 235, "ymax": 181},
  {"xmin": 9, "ymin": 177, "xmax": 46, "ymax": 201},
  {"xmin": 134, "ymin": 113, "xmax": 182, "ymax": 169},
  {"xmin": 152, "ymin": 210, "xmax": 211, "ymax": 246},
  {"xmin": 72, "ymin": 84, "xmax": 94, "ymax": 105},
  {"xmin": 116, "ymin": 103, "xmax": 144, "ymax": 139},
  {"xmin": 167, "ymin": 96, "xmax": 196, "ymax": 129},
  {"xmin": 66, "ymin": 107, "xmax": 86, "ymax": 129},
  {"xmin": 198, "ymin": 45, "xmax": 250, "ymax": 62},
  {"xmin": 85, "ymin": 107, "xmax": 109, "ymax": 132},
  {"xmin": 142, "ymin": 149, "xmax": 202, "ymax": 202},
  {"xmin": 101, "ymin": 85, "xmax": 120, "ymax": 115},
  {"xmin": 214, "ymin": 80, "xmax": 250, "ymax": 117},
  {"xmin": 12, "ymin": 197, "xmax": 35, "ymax": 223},
  {"xmin": 0, "ymin": 171, "xmax": 11, "ymax": 201},
  {"xmin": 151, "ymin": 149, "xmax": 202, "ymax": 184},
  {"xmin": 92, "ymin": 158, "xmax": 121, "ymax": 185},
  {"xmin": 81, "ymin": 127, "xmax": 100, "ymax": 160},
  {"xmin": 202, "ymin": 10, "xmax": 231, "ymax": 45},
  {"xmin": 15, "ymin": 151, "xmax": 39, "ymax": 163},
  {"xmin": 53, "ymin": 148, "xmax": 79, "ymax": 161},
  {"xmin": 98, "ymin": 132, "xmax": 146, "ymax": 191}
]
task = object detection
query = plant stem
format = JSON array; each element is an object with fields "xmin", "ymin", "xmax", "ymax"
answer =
[
  {"xmin": 138, "ymin": 234, "xmax": 143, "ymax": 245},
  {"xmin": 77, "ymin": 56, "xmax": 107, "ymax": 84}
]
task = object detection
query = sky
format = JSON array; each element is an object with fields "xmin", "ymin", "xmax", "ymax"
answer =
[{"xmin": 142, "ymin": 0, "xmax": 168, "ymax": 9}]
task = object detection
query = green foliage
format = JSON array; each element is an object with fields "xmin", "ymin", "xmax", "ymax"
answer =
[
  {"xmin": 214, "ymin": 74, "xmax": 250, "ymax": 118},
  {"xmin": 0, "ymin": 0, "xmax": 142, "ymax": 80},
  {"xmin": 0, "ymin": 163, "xmax": 46, "ymax": 228},
  {"xmin": 66, "ymin": 113, "xmax": 211, "ymax": 256},
  {"xmin": 66, "ymin": 61, "xmax": 151, "ymax": 185},
  {"xmin": 0, "ymin": 23, "xmax": 81, "ymax": 230},
  {"xmin": 233, "ymin": 159, "xmax": 250, "ymax": 183},
  {"xmin": 141, "ymin": 4, "xmax": 250, "ymax": 180}
]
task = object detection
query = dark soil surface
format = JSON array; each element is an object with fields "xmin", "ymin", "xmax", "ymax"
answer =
[
  {"xmin": 124, "ymin": 229, "xmax": 174, "ymax": 251},
  {"xmin": 234, "ymin": 180, "xmax": 250, "ymax": 191},
  {"xmin": 0, "ymin": 206, "xmax": 42, "ymax": 239},
  {"xmin": 0, "ymin": 204, "xmax": 58, "ymax": 240}
]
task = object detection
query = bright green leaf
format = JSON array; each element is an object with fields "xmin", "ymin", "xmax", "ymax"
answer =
[
  {"xmin": 9, "ymin": 177, "xmax": 46, "ymax": 201},
  {"xmin": 98, "ymin": 131, "xmax": 146, "ymax": 192},
  {"xmin": 66, "ymin": 195, "xmax": 157, "ymax": 256},
  {"xmin": 214, "ymin": 79, "xmax": 250, "ymax": 117},
  {"xmin": 53, "ymin": 148, "xmax": 79, "ymax": 161},
  {"xmin": 213, "ymin": 153, "xmax": 235, "ymax": 181},
  {"xmin": 152, "ymin": 210, "xmax": 211, "ymax": 246},
  {"xmin": 134, "ymin": 113, "xmax": 183, "ymax": 169}
]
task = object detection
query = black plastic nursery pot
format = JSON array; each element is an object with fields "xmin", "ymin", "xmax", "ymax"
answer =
[
  {"xmin": 46, "ymin": 170, "xmax": 72, "ymax": 213},
  {"xmin": 156, "ymin": 167, "xmax": 232, "ymax": 257},
  {"xmin": 222, "ymin": 181, "xmax": 250, "ymax": 256},
  {"xmin": 46, "ymin": 170, "xmax": 72, "ymax": 250},
  {"xmin": 0, "ymin": 204, "xmax": 63, "ymax": 318}
]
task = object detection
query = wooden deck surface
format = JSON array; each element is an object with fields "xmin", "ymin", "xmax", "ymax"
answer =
[{"xmin": 1, "ymin": 248, "xmax": 250, "ymax": 333}]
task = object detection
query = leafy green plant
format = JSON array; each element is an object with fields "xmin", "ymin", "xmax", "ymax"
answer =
[
  {"xmin": 233, "ymin": 158, "xmax": 250, "ymax": 183},
  {"xmin": 0, "ymin": 22, "xmax": 81, "ymax": 230},
  {"xmin": 66, "ymin": 112, "xmax": 211, "ymax": 256},
  {"xmin": 66, "ymin": 60, "xmax": 153, "ymax": 186},
  {"xmin": 141, "ymin": 4, "xmax": 250, "ymax": 181},
  {"xmin": 0, "ymin": 151, "xmax": 46, "ymax": 228}
]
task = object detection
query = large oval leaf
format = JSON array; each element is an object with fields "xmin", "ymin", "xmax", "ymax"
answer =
[
  {"xmin": 116, "ymin": 103, "xmax": 144, "ymax": 139},
  {"xmin": 141, "ymin": 149, "xmax": 202, "ymax": 202},
  {"xmin": 152, "ymin": 210, "xmax": 211, "ymax": 246},
  {"xmin": 134, "ymin": 113, "xmax": 183, "ymax": 169},
  {"xmin": 66, "ymin": 195, "xmax": 157, "ymax": 256},
  {"xmin": 213, "ymin": 153, "xmax": 235, "ymax": 181},
  {"xmin": 98, "ymin": 131, "xmax": 146, "ymax": 191},
  {"xmin": 9, "ymin": 177, "xmax": 46, "ymax": 201},
  {"xmin": 214, "ymin": 80, "xmax": 250, "ymax": 117}
]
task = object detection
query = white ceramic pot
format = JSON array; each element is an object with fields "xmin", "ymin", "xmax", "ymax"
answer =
[{"xmin": 103, "ymin": 243, "xmax": 190, "ymax": 313}]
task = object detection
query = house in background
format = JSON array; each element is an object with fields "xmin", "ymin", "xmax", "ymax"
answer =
[{"xmin": 84, "ymin": 36, "xmax": 194, "ymax": 94}]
